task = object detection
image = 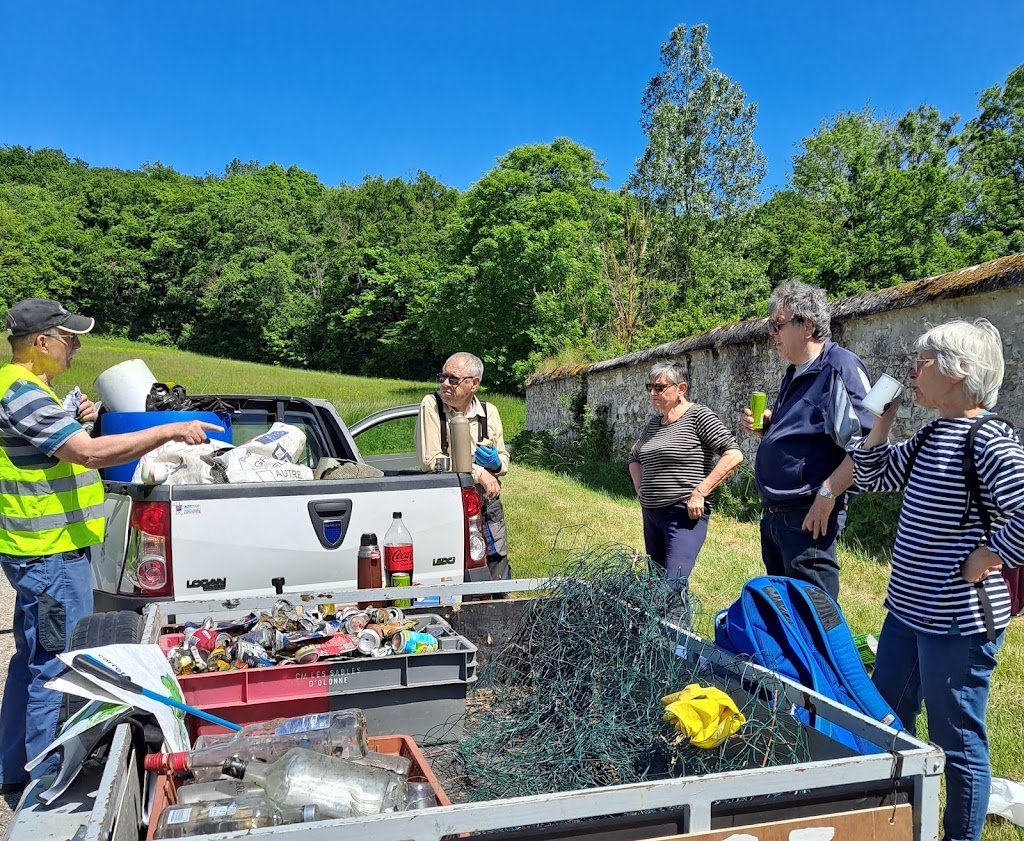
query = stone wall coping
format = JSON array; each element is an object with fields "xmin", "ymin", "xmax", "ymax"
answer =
[{"xmin": 525, "ymin": 253, "xmax": 1024, "ymax": 387}]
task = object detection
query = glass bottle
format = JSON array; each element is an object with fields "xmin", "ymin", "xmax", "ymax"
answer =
[
  {"xmin": 152, "ymin": 795, "xmax": 318, "ymax": 838},
  {"xmin": 223, "ymin": 747, "xmax": 406, "ymax": 819},
  {"xmin": 144, "ymin": 710, "xmax": 368, "ymax": 773},
  {"xmin": 175, "ymin": 778, "xmax": 261, "ymax": 804}
]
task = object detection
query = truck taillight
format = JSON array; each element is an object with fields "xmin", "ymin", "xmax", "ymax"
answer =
[
  {"xmin": 463, "ymin": 488, "xmax": 487, "ymax": 572},
  {"xmin": 118, "ymin": 500, "xmax": 173, "ymax": 598}
]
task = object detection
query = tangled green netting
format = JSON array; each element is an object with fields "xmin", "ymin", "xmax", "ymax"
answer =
[{"xmin": 449, "ymin": 544, "xmax": 810, "ymax": 800}]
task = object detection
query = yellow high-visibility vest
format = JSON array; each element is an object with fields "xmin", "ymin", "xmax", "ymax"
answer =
[{"xmin": 0, "ymin": 364, "xmax": 104, "ymax": 556}]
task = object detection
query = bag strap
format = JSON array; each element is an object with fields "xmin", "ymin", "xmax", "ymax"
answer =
[
  {"xmin": 960, "ymin": 414, "xmax": 1013, "ymax": 535},
  {"xmin": 434, "ymin": 395, "xmax": 489, "ymax": 452},
  {"xmin": 433, "ymin": 393, "xmax": 449, "ymax": 455},
  {"xmin": 960, "ymin": 414, "xmax": 1014, "ymax": 642}
]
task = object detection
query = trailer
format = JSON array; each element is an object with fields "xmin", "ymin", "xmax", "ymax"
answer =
[{"xmin": 4, "ymin": 581, "xmax": 943, "ymax": 841}]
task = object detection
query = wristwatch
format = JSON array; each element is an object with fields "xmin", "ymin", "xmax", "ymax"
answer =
[{"xmin": 818, "ymin": 486, "xmax": 836, "ymax": 500}]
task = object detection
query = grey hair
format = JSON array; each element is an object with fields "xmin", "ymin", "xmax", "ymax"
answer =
[
  {"xmin": 649, "ymin": 361, "xmax": 687, "ymax": 385},
  {"xmin": 768, "ymin": 279, "xmax": 832, "ymax": 341},
  {"xmin": 447, "ymin": 352, "xmax": 484, "ymax": 380},
  {"xmin": 916, "ymin": 319, "xmax": 1005, "ymax": 409},
  {"xmin": 7, "ymin": 332, "xmax": 39, "ymax": 357}
]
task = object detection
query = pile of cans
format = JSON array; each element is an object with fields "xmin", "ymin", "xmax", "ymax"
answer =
[{"xmin": 165, "ymin": 599, "xmax": 441, "ymax": 676}]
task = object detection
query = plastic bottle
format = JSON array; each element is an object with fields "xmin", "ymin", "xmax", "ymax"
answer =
[
  {"xmin": 383, "ymin": 512, "xmax": 414, "ymax": 608},
  {"xmin": 144, "ymin": 710, "xmax": 368, "ymax": 773},
  {"xmin": 174, "ymin": 779, "xmax": 261, "ymax": 804},
  {"xmin": 153, "ymin": 795, "xmax": 318, "ymax": 838},
  {"xmin": 222, "ymin": 747, "xmax": 406, "ymax": 819},
  {"xmin": 357, "ymin": 532, "xmax": 384, "ymax": 609},
  {"xmin": 450, "ymin": 413, "xmax": 473, "ymax": 473}
]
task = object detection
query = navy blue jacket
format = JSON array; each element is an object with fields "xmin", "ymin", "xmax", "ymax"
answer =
[{"xmin": 755, "ymin": 341, "xmax": 873, "ymax": 507}]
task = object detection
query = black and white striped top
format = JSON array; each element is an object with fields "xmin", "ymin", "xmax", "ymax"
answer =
[
  {"xmin": 851, "ymin": 417, "xmax": 1024, "ymax": 636},
  {"xmin": 627, "ymin": 405, "xmax": 738, "ymax": 510}
]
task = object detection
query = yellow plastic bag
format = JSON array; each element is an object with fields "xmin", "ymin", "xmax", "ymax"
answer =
[{"xmin": 661, "ymin": 684, "xmax": 745, "ymax": 749}]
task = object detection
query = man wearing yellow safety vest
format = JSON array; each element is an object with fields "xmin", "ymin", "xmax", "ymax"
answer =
[{"xmin": 0, "ymin": 298, "xmax": 221, "ymax": 793}]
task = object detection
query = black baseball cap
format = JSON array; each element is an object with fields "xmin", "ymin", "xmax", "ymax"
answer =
[{"xmin": 5, "ymin": 298, "xmax": 95, "ymax": 337}]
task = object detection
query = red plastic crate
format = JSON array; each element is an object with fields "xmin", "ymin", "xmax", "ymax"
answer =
[
  {"xmin": 145, "ymin": 734, "xmax": 451, "ymax": 840},
  {"xmin": 161, "ymin": 616, "xmax": 476, "ymax": 741}
]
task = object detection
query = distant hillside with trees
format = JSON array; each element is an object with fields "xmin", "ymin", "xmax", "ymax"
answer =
[{"xmin": 2, "ymin": 24, "xmax": 1021, "ymax": 393}]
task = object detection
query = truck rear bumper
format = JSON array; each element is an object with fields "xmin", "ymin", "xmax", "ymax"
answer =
[{"xmin": 93, "ymin": 589, "xmax": 170, "ymax": 615}]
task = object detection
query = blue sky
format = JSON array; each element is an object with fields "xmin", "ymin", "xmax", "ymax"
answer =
[{"xmin": 1, "ymin": 2, "xmax": 1021, "ymax": 195}]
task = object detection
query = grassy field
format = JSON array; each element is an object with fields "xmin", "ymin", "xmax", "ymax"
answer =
[{"xmin": 55, "ymin": 338, "xmax": 1024, "ymax": 838}]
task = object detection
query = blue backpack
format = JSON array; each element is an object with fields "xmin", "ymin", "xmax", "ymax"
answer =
[{"xmin": 714, "ymin": 576, "xmax": 902, "ymax": 754}]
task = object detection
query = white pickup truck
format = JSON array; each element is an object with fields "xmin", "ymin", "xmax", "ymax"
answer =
[{"xmin": 91, "ymin": 395, "xmax": 491, "ymax": 612}]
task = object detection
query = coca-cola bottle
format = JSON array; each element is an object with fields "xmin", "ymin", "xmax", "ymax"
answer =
[
  {"xmin": 144, "ymin": 710, "xmax": 368, "ymax": 774},
  {"xmin": 384, "ymin": 512, "xmax": 414, "ymax": 610},
  {"xmin": 152, "ymin": 794, "xmax": 318, "ymax": 838},
  {"xmin": 223, "ymin": 747, "xmax": 406, "ymax": 819}
]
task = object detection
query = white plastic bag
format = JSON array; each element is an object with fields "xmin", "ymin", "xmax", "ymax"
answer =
[
  {"xmin": 216, "ymin": 449, "xmax": 313, "ymax": 483},
  {"xmin": 238, "ymin": 422, "xmax": 306, "ymax": 462},
  {"xmin": 989, "ymin": 777, "xmax": 1024, "ymax": 826},
  {"xmin": 208, "ymin": 422, "xmax": 313, "ymax": 483},
  {"xmin": 131, "ymin": 439, "xmax": 233, "ymax": 485}
]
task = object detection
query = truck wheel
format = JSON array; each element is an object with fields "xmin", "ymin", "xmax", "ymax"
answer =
[{"xmin": 61, "ymin": 611, "xmax": 145, "ymax": 723}]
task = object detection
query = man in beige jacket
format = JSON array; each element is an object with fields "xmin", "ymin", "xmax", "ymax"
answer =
[{"xmin": 415, "ymin": 352, "xmax": 511, "ymax": 580}]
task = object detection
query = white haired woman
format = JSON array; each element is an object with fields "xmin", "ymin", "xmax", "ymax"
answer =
[
  {"xmin": 627, "ymin": 362, "xmax": 744, "ymax": 595},
  {"xmin": 850, "ymin": 318, "xmax": 1024, "ymax": 841}
]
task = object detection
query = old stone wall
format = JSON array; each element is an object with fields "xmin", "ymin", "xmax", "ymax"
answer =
[{"xmin": 524, "ymin": 255, "xmax": 1024, "ymax": 465}]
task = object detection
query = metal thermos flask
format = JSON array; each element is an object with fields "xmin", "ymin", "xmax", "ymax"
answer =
[{"xmin": 357, "ymin": 533, "xmax": 384, "ymax": 609}]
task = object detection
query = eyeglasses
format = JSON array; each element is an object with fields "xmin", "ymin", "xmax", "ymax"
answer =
[
  {"xmin": 644, "ymin": 382, "xmax": 676, "ymax": 394},
  {"xmin": 437, "ymin": 372, "xmax": 473, "ymax": 386},
  {"xmin": 43, "ymin": 332, "xmax": 79, "ymax": 348},
  {"xmin": 767, "ymin": 317, "xmax": 797, "ymax": 334},
  {"xmin": 911, "ymin": 357, "xmax": 936, "ymax": 372}
]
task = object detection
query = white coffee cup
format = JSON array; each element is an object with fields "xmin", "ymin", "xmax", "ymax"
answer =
[{"xmin": 862, "ymin": 373, "xmax": 904, "ymax": 417}]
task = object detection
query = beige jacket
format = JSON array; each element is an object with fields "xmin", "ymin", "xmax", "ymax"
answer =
[{"xmin": 414, "ymin": 393, "xmax": 509, "ymax": 485}]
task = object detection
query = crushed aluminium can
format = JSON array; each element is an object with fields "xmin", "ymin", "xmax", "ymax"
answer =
[
  {"xmin": 356, "ymin": 628, "xmax": 383, "ymax": 656},
  {"xmin": 392, "ymin": 630, "xmax": 439, "ymax": 655}
]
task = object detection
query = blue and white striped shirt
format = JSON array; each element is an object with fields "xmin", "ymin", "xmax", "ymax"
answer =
[
  {"xmin": 0, "ymin": 375, "xmax": 84, "ymax": 469},
  {"xmin": 851, "ymin": 417, "xmax": 1024, "ymax": 636}
]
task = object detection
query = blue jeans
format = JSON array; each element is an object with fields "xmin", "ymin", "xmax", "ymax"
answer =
[
  {"xmin": 760, "ymin": 502, "xmax": 845, "ymax": 601},
  {"xmin": 0, "ymin": 549, "xmax": 94, "ymax": 785},
  {"xmin": 872, "ymin": 612, "xmax": 1003, "ymax": 841},
  {"xmin": 641, "ymin": 504, "xmax": 709, "ymax": 591}
]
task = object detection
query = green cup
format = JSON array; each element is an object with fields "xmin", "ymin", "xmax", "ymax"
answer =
[{"xmin": 749, "ymin": 392, "xmax": 767, "ymax": 430}]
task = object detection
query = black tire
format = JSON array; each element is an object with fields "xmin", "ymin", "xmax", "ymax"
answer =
[
  {"xmin": 61, "ymin": 611, "xmax": 145, "ymax": 723},
  {"xmin": 68, "ymin": 611, "xmax": 144, "ymax": 651}
]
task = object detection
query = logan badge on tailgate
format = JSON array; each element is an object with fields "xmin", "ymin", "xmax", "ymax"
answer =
[{"xmin": 187, "ymin": 578, "xmax": 227, "ymax": 591}]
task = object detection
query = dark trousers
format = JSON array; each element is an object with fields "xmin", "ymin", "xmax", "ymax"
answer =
[
  {"xmin": 641, "ymin": 503, "xmax": 710, "ymax": 592},
  {"xmin": 759, "ymin": 501, "xmax": 845, "ymax": 601}
]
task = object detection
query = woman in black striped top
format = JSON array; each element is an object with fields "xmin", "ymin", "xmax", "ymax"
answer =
[
  {"xmin": 627, "ymin": 362, "xmax": 744, "ymax": 593},
  {"xmin": 850, "ymin": 319, "xmax": 1024, "ymax": 841}
]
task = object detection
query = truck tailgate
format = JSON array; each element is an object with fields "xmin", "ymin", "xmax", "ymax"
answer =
[{"xmin": 167, "ymin": 474, "xmax": 470, "ymax": 600}]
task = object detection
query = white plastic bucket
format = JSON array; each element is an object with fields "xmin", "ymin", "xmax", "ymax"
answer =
[{"xmin": 93, "ymin": 359, "xmax": 158, "ymax": 413}]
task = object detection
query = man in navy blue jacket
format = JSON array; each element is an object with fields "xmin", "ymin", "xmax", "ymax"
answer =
[{"xmin": 742, "ymin": 280, "xmax": 873, "ymax": 601}]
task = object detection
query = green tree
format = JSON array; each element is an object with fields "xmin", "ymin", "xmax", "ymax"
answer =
[
  {"xmin": 630, "ymin": 23, "xmax": 766, "ymax": 218},
  {"xmin": 628, "ymin": 23, "xmax": 769, "ymax": 339},
  {"xmin": 595, "ymin": 193, "xmax": 675, "ymax": 353},
  {"xmin": 960, "ymin": 63, "xmax": 1024, "ymax": 256},
  {"xmin": 428, "ymin": 139, "xmax": 608, "ymax": 392},
  {"xmin": 779, "ymin": 106, "xmax": 966, "ymax": 294}
]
